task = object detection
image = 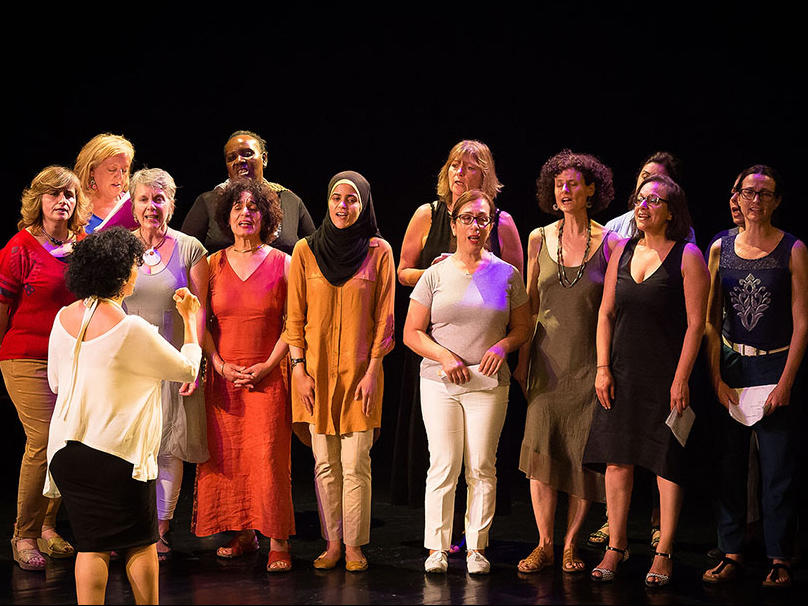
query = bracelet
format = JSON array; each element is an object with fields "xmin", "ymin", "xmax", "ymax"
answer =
[
  {"xmin": 597, "ymin": 364, "xmax": 609, "ymax": 368},
  {"xmin": 290, "ymin": 357, "xmax": 305, "ymax": 369},
  {"xmin": 219, "ymin": 359, "xmax": 226, "ymax": 375}
]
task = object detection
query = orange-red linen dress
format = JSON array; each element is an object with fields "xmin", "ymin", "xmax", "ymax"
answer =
[{"xmin": 192, "ymin": 247, "xmax": 294, "ymax": 539}]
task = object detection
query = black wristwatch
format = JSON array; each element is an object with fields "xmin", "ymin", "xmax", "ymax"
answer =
[{"xmin": 290, "ymin": 357, "xmax": 305, "ymax": 369}]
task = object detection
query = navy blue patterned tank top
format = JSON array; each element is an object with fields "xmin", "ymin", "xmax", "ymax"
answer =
[{"xmin": 719, "ymin": 232, "xmax": 797, "ymax": 349}]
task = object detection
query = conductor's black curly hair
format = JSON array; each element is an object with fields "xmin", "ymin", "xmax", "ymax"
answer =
[
  {"xmin": 536, "ymin": 149, "xmax": 614, "ymax": 215},
  {"xmin": 66, "ymin": 227, "xmax": 145, "ymax": 299}
]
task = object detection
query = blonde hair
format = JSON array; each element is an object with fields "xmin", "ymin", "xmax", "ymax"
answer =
[
  {"xmin": 73, "ymin": 133, "xmax": 135, "ymax": 196},
  {"xmin": 18, "ymin": 166, "xmax": 91, "ymax": 236},
  {"xmin": 129, "ymin": 168, "xmax": 178, "ymax": 223},
  {"xmin": 436, "ymin": 140, "xmax": 503, "ymax": 205}
]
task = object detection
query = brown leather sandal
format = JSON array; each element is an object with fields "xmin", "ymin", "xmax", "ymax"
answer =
[
  {"xmin": 518, "ymin": 544, "xmax": 554, "ymax": 573},
  {"xmin": 562, "ymin": 547, "xmax": 585, "ymax": 574},
  {"xmin": 702, "ymin": 556, "xmax": 743, "ymax": 584}
]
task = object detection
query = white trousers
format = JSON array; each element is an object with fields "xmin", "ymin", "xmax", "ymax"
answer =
[
  {"xmin": 310, "ymin": 427, "xmax": 374, "ymax": 547},
  {"xmin": 156, "ymin": 453, "xmax": 183, "ymax": 521},
  {"xmin": 420, "ymin": 379, "xmax": 508, "ymax": 551}
]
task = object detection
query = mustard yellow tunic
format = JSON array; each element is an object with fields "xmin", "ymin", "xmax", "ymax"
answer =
[{"xmin": 282, "ymin": 237, "xmax": 395, "ymax": 435}]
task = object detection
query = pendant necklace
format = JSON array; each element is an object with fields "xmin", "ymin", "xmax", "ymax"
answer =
[
  {"xmin": 139, "ymin": 229, "xmax": 168, "ymax": 267},
  {"xmin": 41, "ymin": 225, "xmax": 72, "ymax": 247},
  {"xmin": 556, "ymin": 218, "xmax": 592, "ymax": 288}
]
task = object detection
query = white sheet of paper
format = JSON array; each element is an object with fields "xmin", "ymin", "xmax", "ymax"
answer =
[
  {"xmin": 438, "ymin": 364, "xmax": 499, "ymax": 395},
  {"xmin": 729, "ymin": 384, "xmax": 776, "ymax": 426},
  {"xmin": 665, "ymin": 406, "xmax": 696, "ymax": 447}
]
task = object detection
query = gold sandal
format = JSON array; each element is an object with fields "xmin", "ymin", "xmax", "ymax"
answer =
[
  {"xmin": 37, "ymin": 535, "xmax": 75, "ymax": 559},
  {"xmin": 518, "ymin": 544, "xmax": 553, "ymax": 573},
  {"xmin": 562, "ymin": 547, "xmax": 585, "ymax": 574},
  {"xmin": 11, "ymin": 538, "xmax": 46, "ymax": 571}
]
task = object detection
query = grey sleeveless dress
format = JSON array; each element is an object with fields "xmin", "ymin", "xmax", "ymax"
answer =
[
  {"xmin": 124, "ymin": 228, "xmax": 209, "ymax": 463},
  {"xmin": 518, "ymin": 227, "xmax": 607, "ymax": 502}
]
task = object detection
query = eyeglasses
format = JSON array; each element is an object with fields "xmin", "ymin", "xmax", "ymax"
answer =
[
  {"xmin": 739, "ymin": 188, "xmax": 776, "ymax": 202},
  {"xmin": 634, "ymin": 193, "xmax": 668, "ymax": 207},
  {"xmin": 455, "ymin": 213, "xmax": 492, "ymax": 227}
]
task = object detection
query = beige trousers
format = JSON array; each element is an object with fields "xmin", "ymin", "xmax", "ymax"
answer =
[
  {"xmin": 309, "ymin": 427, "xmax": 373, "ymax": 547},
  {"xmin": 1, "ymin": 359, "xmax": 61, "ymax": 538}
]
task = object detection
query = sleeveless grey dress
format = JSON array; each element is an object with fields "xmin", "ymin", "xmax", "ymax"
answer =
[
  {"xmin": 518, "ymin": 227, "xmax": 607, "ymax": 502},
  {"xmin": 125, "ymin": 228, "xmax": 209, "ymax": 462}
]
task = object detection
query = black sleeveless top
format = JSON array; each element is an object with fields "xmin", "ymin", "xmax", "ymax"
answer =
[
  {"xmin": 719, "ymin": 232, "xmax": 797, "ymax": 349},
  {"xmin": 417, "ymin": 199, "xmax": 502, "ymax": 269}
]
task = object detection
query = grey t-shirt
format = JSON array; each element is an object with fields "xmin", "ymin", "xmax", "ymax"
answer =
[{"xmin": 411, "ymin": 254, "xmax": 528, "ymax": 385}]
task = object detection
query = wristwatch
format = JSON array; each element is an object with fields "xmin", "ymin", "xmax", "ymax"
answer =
[{"xmin": 290, "ymin": 357, "xmax": 305, "ymax": 369}]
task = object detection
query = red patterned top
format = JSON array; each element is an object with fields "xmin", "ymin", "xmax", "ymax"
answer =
[{"xmin": 0, "ymin": 230, "xmax": 78, "ymax": 361}]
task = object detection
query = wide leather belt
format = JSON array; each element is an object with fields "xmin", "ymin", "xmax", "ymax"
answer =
[{"xmin": 722, "ymin": 335, "xmax": 789, "ymax": 357}]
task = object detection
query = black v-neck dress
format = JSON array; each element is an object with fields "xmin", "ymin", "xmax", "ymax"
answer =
[{"xmin": 583, "ymin": 239, "xmax": 689, "ymax": 484}]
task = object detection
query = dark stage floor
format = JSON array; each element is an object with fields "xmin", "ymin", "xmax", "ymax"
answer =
[{"xmin": 1, "ymin": 456, "xmax": 804, "ymax": 605}]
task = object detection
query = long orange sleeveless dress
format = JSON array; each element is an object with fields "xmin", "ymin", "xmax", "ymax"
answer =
[{"xmin": 192, "ymin": 247, "xmax": 294, "ymax": 539}]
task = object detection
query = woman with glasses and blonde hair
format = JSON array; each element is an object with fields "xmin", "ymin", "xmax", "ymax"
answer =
[
  {"xmin": 404, "ymin": 189, "xmax": 530, "ymax": 574},
  {"xmin": 513, "ymin": 150, "xmax": 620, "ymax": 575},
  {"xmin": 392, "ymin": 140, "xmax": 524, "ymax": 526},
  {"xmin": 73, "ymin": 133, "xmax": 136, "ymax": 233},
  {"xmin": 1, "ymin": 166, "xmax": 90, "ymax": 570},
  {"xmin": 701, "ymin": 165, "xmax": 807, "ymax": 589},
  {"xmin": 582, "ymin": 174, "xmax": 709, "ymax": 587}
]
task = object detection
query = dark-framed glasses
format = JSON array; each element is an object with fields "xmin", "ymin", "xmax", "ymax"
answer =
[
  {"xmin": 739, "ymin": 188, "xmax": 776, "ymax": 202},
  {"xmin": 455, "ymin": 213, "xmax": 492, "ymax": 227},
  {"xmin": 634, "ymin": 193, "xmax": 668, "ymax": 207}
]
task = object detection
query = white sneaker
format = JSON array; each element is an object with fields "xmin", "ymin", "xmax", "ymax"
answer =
[
  {"xmin": 466, "ymin": 550, "xmax": 490, "ymax": 575},
  {"xmin": 425, "ymin": 551, "xmax": 448, "ymax": 573}
]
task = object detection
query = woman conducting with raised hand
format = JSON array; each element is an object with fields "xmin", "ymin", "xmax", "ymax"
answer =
[
  {"xmin": 123, "ymin": 168, "xmax": 209, "ymax": 561},
  {"xmin": 45, "ymin": 227, "xmax": 202, "ymax": 605},
  {"xmin": 513, "ymin": 150, "xmax": 619, "ymax": 575},
  {"xmin": 73, "ymin": 133, "xmax": 136, "ymax": 234},
  {"xmin": 1, "ymin": 166, "xmax": 89, "ymax": 570},
  {"xmin": 192, "ymin": 178, "xmax": 295, "ymax": 573},
  {"xmin": 283, "ymin": 171, "xmax": 395, "ymax": 573},
  {"xmin": 582, "ymin": 175, "xmax": 709, "ymax": 587},
  {"xmin": 702, "ymin": 165, "xmax": 807, "ymax": 589},
  {"xmin": 403, "ymin": 189, "xmax": 531, "ymax": 575}
]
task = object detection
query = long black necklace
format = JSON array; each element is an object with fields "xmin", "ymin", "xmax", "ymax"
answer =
[{"xmin": 556, "ymin": 217, "xmax": 592, "ymax": 288}]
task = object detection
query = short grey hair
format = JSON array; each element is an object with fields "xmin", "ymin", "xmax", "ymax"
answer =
[{"xmin": 129, "ymin": 168, "xmax": 177, "ymax": 223}]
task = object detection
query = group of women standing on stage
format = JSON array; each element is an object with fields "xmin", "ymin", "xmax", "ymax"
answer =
[{"xmin": 1, "ymin": 129, "xmax": 805, "ymax": 603}]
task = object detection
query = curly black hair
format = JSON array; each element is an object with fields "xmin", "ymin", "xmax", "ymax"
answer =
[
  {"xmin": 536, "ymin": 149, "xmax": 615, "ymax": 214},
  {"xmin": 66, "ymin": 227, "xmax": 145, "ymax": 299},
  {"xmin": 215, "ymin": 178, "xmax": 282, "ymax": 243}
]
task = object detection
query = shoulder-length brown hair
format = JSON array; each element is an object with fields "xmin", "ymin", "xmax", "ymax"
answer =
[
  {"xmin": 634, "ymin": 174, "xmax": 693, "ymax": 242},
  {"xmin": 436, "ymin": 140, "xmax": 503, "ymax": 205},
  {"xmin": 19, "ymin": 166, "xmax": 91, "ymax": 237}
]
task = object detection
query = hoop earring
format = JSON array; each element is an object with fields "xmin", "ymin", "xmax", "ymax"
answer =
[
  {"xmin": 552, "ymin": 203, "xmax": 559, "ymax": 211},
  {"xmin": 586, "ymin": 198, "xmax": 593, "ymax": 208}
]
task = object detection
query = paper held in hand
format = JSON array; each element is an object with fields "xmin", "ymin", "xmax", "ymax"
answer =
[
  {"xmin": 665, "ymin": 406, "xmax": 696, "ymax": 447},
  {"xmin": 728, "ymin": 384, "xmax": 777, "ymax": 426},
  {"xmin": 438, "ymin": 364, "xmax": 499, "ymax": 395}
]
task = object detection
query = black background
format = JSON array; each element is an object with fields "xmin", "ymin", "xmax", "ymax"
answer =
[{"xmin": 2, "ymin": 5, "xmax": 806, "ymax": 496}]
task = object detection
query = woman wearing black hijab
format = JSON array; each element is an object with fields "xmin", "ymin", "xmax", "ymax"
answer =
[{"xmin": 282, "ymin": 171, "xmax": 396, "ymax": 572}]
